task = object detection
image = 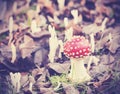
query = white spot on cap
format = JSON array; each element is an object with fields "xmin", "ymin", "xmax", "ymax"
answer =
[
  {"xmin": 67, "ymin": 53, "xmax": 70, "ymax": 56},
  {"xmin": 74, "ymin": 47, "xmax": 77, "ymax": 49},
  {"xmin": 80, "ymin": 55, "xmax": 83, "ymax": 57},
  {"xmin": 79, "ymin": 50, "xmax": 82, "ymax": 53},
  {"xmin": 76, "ymin": 52, "xmax": 79, "ymax": 54},
  {"xmin": 75, "ymin": 56, "xmax": 79, "ymax": 58},
  {"xmin": 72, "ymin": 52, "xmax": 75, "ymax": 55},
  {"xmin": 77, "ymin": 38, "xmax": 80, "ymax": 41},
  {"xmin": 87, "ymin": 53, "xmax": 90, "ymax": 55},
  {"xmin": 83, "ymin": 49, "xmax": 86, "ymax": 52},
  {"xmin": 70, "ymin": 47, "xmax": 73, "ymax": 49},
  {"xmin": 71, "ymin": 42, "xmax": 74, "ymax": 44},
  {"xmin": 67, "ymin": 49, "xmax": 70, "ymax": 51},
  {"xmin": 64, "ymin": 52, "xmax": 67, "ymax": 55},
  {"xmin": 88, "ymin": 48, "xmax": 90, "ymax": 51}
]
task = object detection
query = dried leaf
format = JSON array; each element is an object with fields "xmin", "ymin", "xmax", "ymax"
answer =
[
  {"xmin": 0, "ymin": 1, "xmax": 7, "ymax": 20},
  {"xmin": 93, "ymin": 73, "xmax": 111, "ymax": 88},
  {"xmin": 20, "ymin": 73, "xmax": 29, "ymax": 87},
  {"xmin": 62, "ymin": 83, "xmax": 79, "ymax": 94},
  {"xmin": 39, "ymin": 87, "xmax": 55, "ymax": 94},
  {"xmin": 108, "ymin": 36, "xmax": 120, "ymax": 53},
  {"xmin": 34, "ymin": 48, "xmax": 48, "ymax": 66},
  {"xmin": 86, "ymin": 56, "xmax": 100, "ymax": 70},
  {"xmin": 19, "ymin": 35, "xmax": 35, "ymax": 58},
  {"xmin": 48, "ymin": 62, "xmax": 70, "ymax": 74},
  {"xmin": 82, "ymin": 23, "xmax": 101, "ymax": 34},
  {"xmin": 104, "ymin": 27, "xmax": 120, "ymax": 53},
  {"xmin": 35, "ymin": 81, "xmax": 51, "ymax": 89},
  {"xmin": 100, "ymin": 54, "xmax": 114, "ymax": 65}
]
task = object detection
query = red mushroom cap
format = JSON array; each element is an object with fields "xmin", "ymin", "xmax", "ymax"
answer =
[{"xmin": 63, "ymin": 36, "xmax": 91, "ymax": 58}]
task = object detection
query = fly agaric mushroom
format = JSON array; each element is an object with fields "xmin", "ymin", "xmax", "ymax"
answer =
[{"xmin": 63, "ymin": 36, "xmax": 91, "ymax": 83}]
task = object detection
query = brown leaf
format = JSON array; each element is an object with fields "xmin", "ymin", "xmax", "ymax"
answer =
[
  {"xmin": 39, "ymin": 87, "xmax": 55, "ymax": 94},
  {"xmin": 93, "ymin": 81, "xmax": 102, "ymax": 88},
  {"xmin": 100, "ymin": 54, "xmax": 114, "ymax": 65},
  {"xmin": 62, "ymin": 83, "xmax": 79, "ymax": 94},
  {"xmin": 82, "ymin": 23, "xmax": 101, "ymax": 34},
  {"xmin": 19, "ymin": 35, "xmax": 35, "ymax": 58},
  {"xmin": 108, "ymin": 37, "xmax": 120, "ymax": 53},
  {"xmin": 93, "ymin": 73, "xmax": 111, "ymax": 88},
  {"xmin": 35, "ymin": 81, "xmax": 51, "ymax": 88},
  {"xmin": 95, "ymin": 27, "xmax": 120, "ymax": 53},
  {"xmin": 105, "ymin": 27, "xmax": 120, "ymax": 53},
  {"xmin": 48, "ymin": 62, "xmax": 70, "ymax": 74}
]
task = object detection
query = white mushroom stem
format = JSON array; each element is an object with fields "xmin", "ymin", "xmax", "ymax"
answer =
[
  {"xmin": 101, "ymin": 17, "xmax": 108, "ymax": 32},
  {"xmin": 16, "ymin": 73, "xmax": 21, "ymax": 93},
  {"xmin": 48, "ymin": 25, "xmax": 58, "ymax": 63},
  {"xmin": 65, "ymin": 27, "xmax": 73, "ymax": 40},
  {"xmin": 29, "ymin": 82, "xmax": 33, "ymax": 91},
  {"xmin": 69, "ymin": 58, "xmax": 91, "ymax": 83},
  {"xmin": 79, "ymin": 14, "xmax": 83, "ymax": 24},
  {"xmin": 58, "ymin": 40, "xmax": 64, "ymax": 58},
  {"xmin": 9, "ymin": 16, "xmax": 13, "ymax": 33},
  {"xmin": 64, "ymin": 17, "xmax": 69, "ymax": 28},
  {"xmin": 48, "ymin": 25, "xmax": 56, "ymax": 37},
  {"xmin": 10, "ymin": 72, "xmax": 17, "ymax": 89},
  {"xmin": 36, "ymin": 4, "xmax": 40, "ymax": 14},
  {"xmin": 87, "ymin": 55, "xmax": 99, "ymax": 70},
  {"xmin": 108, "ymin": 33, "xmax": 112, "ymax": 42},
  {"xmin": 49, "ymin": 37, "xmax": 58, "ymax": 63},
  {"xmin": 8, "ymin": 16, "xmax": 14, "ymax": 45},
  {"xmin": 11, "ymin": 42, "xmax": 16, "ymax": 63},
  {"xmin": 71, "ymin": 9, "xmax": 78, "ymax": 24},
  {"xmin": 57, "ymin": 0, "xmax": 65, "ymax": 10},
  {"xmin": 90, "ymin": 33, "xmax": 95, "ymax": 53},
  {"xmin": 10, "ymin": 72, "xmax": 21, "ymax": 93},
  {"xmin": 31, "ymin": 19, "xmax": 41, "ymax": 33}
]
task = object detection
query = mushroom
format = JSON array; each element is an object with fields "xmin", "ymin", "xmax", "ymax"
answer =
[{"xmin": 63, "ymin": 36, "xmax": 91, "ymax": 83}]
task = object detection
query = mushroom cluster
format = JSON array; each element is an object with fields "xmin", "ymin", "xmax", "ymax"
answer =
[{"xmin": 64, "ymin": 36, "xmax": 91, "ymax": 83}]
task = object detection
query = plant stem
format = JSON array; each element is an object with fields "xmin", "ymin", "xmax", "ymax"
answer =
[{"xmin": 68, "ymin": 58, "xmax": 91, "ymax": 83}]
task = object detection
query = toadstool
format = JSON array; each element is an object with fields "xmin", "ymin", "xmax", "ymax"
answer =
[{"xmin": 63, "ymin": 36, "xmax": 91, "ymax": 83}]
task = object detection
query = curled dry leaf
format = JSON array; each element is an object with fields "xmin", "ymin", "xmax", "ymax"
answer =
[
  {"xmin": 35, "ymin": 81, "xmax": 51, "ymax": 89},
  {"xmin": 93, "ymin": 73, "xmax": 111, "ymax": 88},
  {"xmin": 31, "ymin": 67, "xmax": 45, "ymax": 80}
]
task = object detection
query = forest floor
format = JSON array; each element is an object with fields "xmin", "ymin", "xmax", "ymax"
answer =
[{"xmin": 0, "ymin": 0, "xmax": 120, "ymax": 94}]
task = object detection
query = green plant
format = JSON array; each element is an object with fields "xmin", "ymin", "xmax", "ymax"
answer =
[
  {"xmin": 49, "ymin": 73, "xmax": 90, "ymax": 93},
  {"xmin": 49, "ymin": 74, "xmax": 69, "ymax": 88}
]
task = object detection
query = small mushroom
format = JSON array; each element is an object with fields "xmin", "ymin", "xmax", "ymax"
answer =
[{"xmin": 63, "ymin": 36, "xmax": 92, "ymax": 83}]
